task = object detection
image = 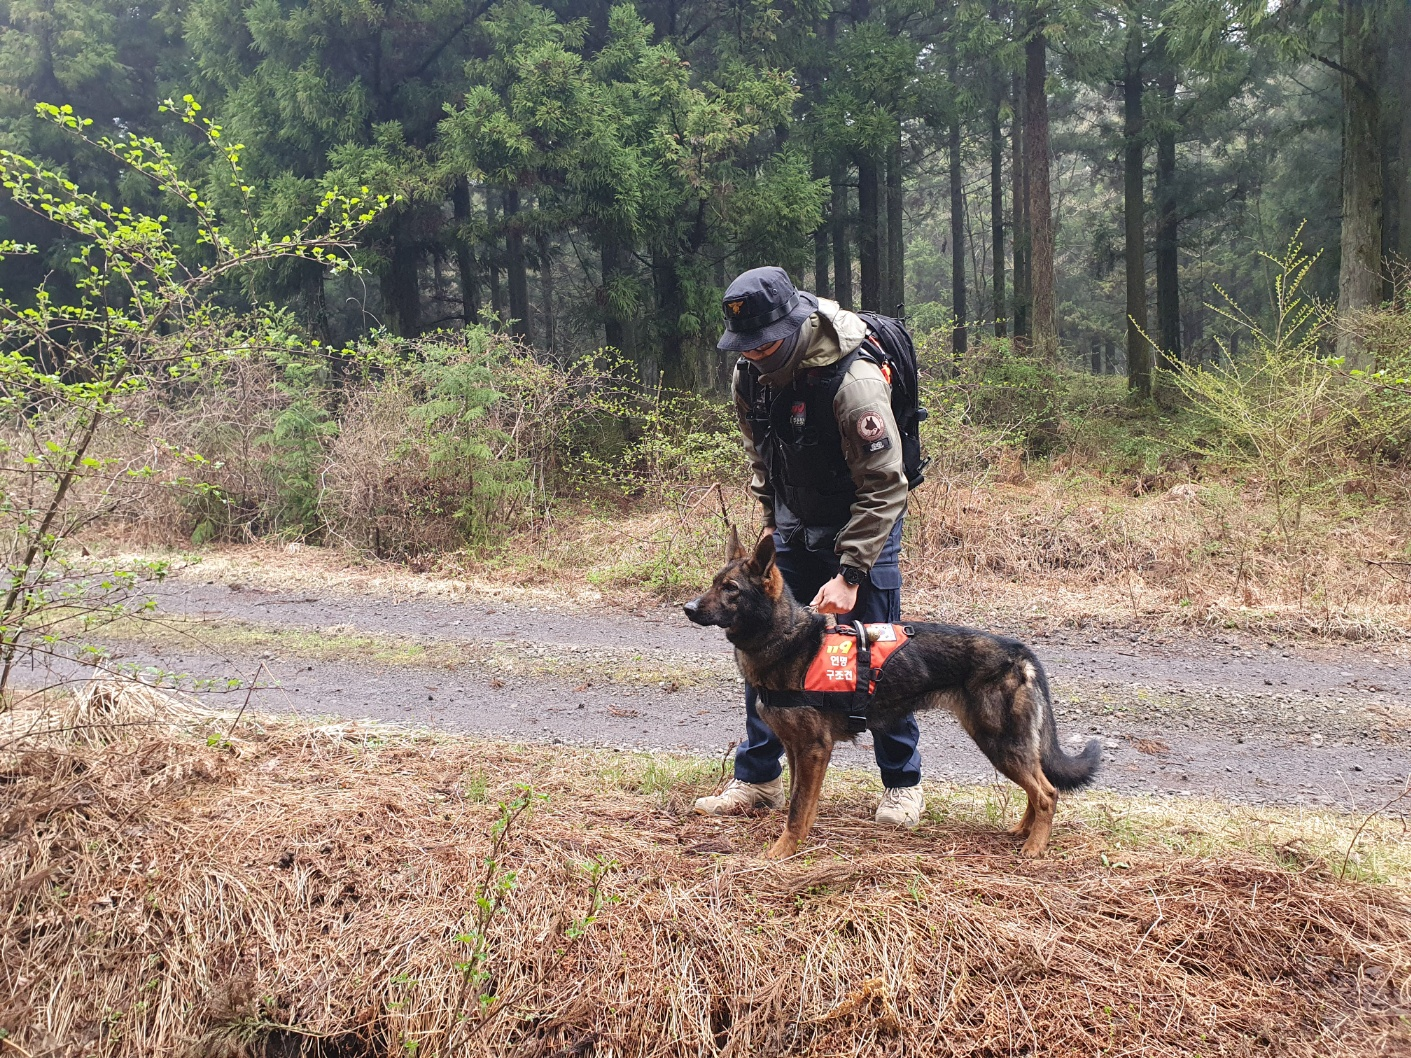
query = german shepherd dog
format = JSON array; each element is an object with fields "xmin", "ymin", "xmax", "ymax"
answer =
[{"xmin": 684, "ymin": 529, "xmax": 1101, "ymax": 860}]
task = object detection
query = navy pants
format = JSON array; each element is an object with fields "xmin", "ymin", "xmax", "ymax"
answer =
[{"xmin": 734, "ymin": 520, "xmax": 922, "ymax": 789}]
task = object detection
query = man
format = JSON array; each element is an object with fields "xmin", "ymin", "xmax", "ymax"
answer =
[{"xmin": 694, "ymin": 265, "xmax": 924, "ymax": 828}]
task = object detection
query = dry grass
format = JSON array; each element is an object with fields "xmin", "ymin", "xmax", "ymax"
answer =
[
  {"xmin": 473, "ymin": 468, "xmax": 1411, "ymax": 639},
  {"xmin": 3, "ymin": 682, "xmax": 1410, "ymax": 1057},
  {"xmin": 94, "ymin": 458, "xmax": 1411, "ymax": 644},
  {"xmin": 88, "ymin": 540, "xmax": 612, "ymax": 607},
  {"xmin": 902, "ymin": 473, "xmax": 1411, "ymax": 640}
]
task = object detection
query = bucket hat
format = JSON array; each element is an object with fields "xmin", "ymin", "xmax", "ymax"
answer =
[{"xmin": 717, "ymin": 266, "xmax": 818, "ymax": 353}]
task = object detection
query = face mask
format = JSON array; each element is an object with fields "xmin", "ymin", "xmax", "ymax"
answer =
[{"xmin": 743, "ymin": 322, "xmax": 803, "ymax": 378}]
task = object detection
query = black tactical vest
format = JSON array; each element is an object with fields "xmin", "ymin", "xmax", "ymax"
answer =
[{"xmin": 739, "ymin": 350, "xmax": 864, "ymax": 545}]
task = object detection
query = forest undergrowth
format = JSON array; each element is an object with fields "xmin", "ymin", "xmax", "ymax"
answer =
[
  {"xmin": 98, "ymin": 405, "xmax": 1411, "ymax": 641},
  {"xmin": 437, "ymin": 254, "xmax": 1411, "ymax": 639},
  {"xmin": 91, "ymin": 296, "xmax": 1411, "ymax": 642},
  {"xmin": 34, "ymin": 239, "xmax": 1408, "ymax": 643}
]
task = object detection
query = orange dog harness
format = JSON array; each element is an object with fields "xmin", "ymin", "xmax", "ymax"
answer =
[
  {"xmin": 804, "ymin": 623, "xmax": 910, "ymax": 693},
  {"xmin": 760, "ymin": 620, "xmax": 913, "ymax": 733}
]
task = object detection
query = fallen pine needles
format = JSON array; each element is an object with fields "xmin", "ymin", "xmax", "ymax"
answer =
[{"xmin": 1, "ymin": 685, "xmax": 1409, "ymax": 1056}]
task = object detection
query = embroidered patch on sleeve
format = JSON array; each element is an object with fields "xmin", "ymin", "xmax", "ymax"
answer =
[{"xmin": 855, "ymin": 410, "xmax": 892, "ymax": 453}]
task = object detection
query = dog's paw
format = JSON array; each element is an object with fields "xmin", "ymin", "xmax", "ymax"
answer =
[
  {"xmin": 763, "ymin": 837, "xmax": 798, "ymax": 860},
  {"xmin": 1019, "ymin": 839, "xmax": 1049, "ymax": 859}
]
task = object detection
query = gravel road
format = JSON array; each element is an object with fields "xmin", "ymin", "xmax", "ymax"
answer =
[{"xmin": 81, "ymin": 578, "xmax": 1411, "ymax": 815}]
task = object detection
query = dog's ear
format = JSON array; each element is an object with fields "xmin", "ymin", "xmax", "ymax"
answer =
[
  {"xmin": 726, "ymin": 525, "xmax": 745, "ymax": 562},
  {"xmin": 752, "ymin": 532, "xmax": 785, "ymax": 598},
  {"xmin": 751, "ymin": 531, "xmax": 777, "ymax": 573}
]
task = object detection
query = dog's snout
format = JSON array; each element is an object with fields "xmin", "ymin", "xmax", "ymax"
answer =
[{"xmin": 683, "ymin": 599, "xmax": 699, "ymax": 618}]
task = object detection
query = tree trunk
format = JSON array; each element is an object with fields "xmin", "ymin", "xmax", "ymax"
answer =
[
  {"xmin": 1381, "ymin": 33, "xmax": 1400, "ymax": 303},
  {"xmin": 991, "ymin": 67, "xmax": 1007, "ymax": 339},
  {"xmin": 1399, "ymin": 0, "xmax": 1411, "ymax": 270},
  {"xmin": 877, "ymin": 165, "xmax": 890, "ymax": 306},
  {"xmin": 950, "ymin": 116, "xmax": 967, "ymax": 356},
  {"xmin": 384, "ymin": 213, "xmax": 421, "ymax": 338},
  {"xmin": 601, "ymin": 237, "xmax": 626, "ymax": 356},
  {"xmin": 1183, "ymin": 304, "xmax": 1205, "ymax": 362},
  {"xmin": 295, "ymin": 260, "xmax": 331, "ymax": 346},
  {"xmin": 656, "ymin": 252, "xmax": 687, "ymax": 389},
  {"xmin": 1123, "ymin": 19, "xmax": 1151, "ymax": 396},
  {"xmin": 487, "ymin": 192, "xmax": 503, "ymax": 323},
  {"xmin": 503, "ymin": 185, "xmax": 531, "ymax": 343},
  {"xmin": 1154, "ymin": 66, "xmax": 1179, "ymax": 369},
  {"xmin": 813, "ymin": 153, "xmax": 831, "ymax": 297},
  {"xmin": 1336, "ymin": 0, "xmax": 1383, "ymax": 367},
  {"xmin": 857, "ymin": 151, "xmax": 882, "ymax": 311},
  {"xmin": 887, "ymin": 138, "xmax": 905, "ymax": 314},
  {"xmin": 1012, "ymin": 73, "xmax": 1030, "ymax": 340},
  {"xmin": 832, "ymin": 161, "xmax": 853, "ymax": 308},
  {"xmin": 1025, "ymin": 32, "xmax": 1055, "ymax": 355},
  {"xmin": 452, "ymin": 176, "xmax": 480, "ymax": 326},
  {"xmin": 537, "ymin": 232, "xmax": 555, "ymax": 353}
]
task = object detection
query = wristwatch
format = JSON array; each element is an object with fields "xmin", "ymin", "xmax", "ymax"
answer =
[{"xmin": 839, "ymin": 565, "xmax": 867, "ymax": 587}]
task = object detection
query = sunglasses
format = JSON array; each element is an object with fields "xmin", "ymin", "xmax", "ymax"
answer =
[{"xmin": 742, "ymin": 339, "xmax": 784, "ymax": 361}]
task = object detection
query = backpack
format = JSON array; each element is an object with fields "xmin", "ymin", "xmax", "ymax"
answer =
[{"xmin": 855, "ymin": 312, "xmax": 930, "ymax": 491}]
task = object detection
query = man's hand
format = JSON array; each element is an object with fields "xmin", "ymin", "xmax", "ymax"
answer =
[
  {"xmin": 810, "ymin": 573, "xmax": 859, "ymax": 615},
  {"xmin": 759, "ymin": 524, "xmax": 776, "ymax": 541}
]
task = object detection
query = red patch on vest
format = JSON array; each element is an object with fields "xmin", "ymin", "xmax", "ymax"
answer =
[{"xmin": 803, "ymin": 624, "xmax": 909, "ymax": 693}]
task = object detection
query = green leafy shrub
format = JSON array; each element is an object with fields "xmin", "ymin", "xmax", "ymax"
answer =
[
  {"xmin": 1342, "ymin": 281, "xmax": 1411, "ymax": 470},
  {"xmin": 0, "ymin": 98, "xmax": 383, "ymax": 696},
  {"xmin": 906, "ymin": 300, "xmax": 956, "ymax": 338},
  {"xmin": 172, "ymin": 328, "xmax": 339, "ymax": 544},
  {"xmin": 321, "ymin": 331, "xmax": 623, "ymax": 557},
  {"xmin": 567, "ymin": 384, "xmax": 746, "ymax": 596},
  {"xmin": 578, "ymin": 387, "xmax": 746, "ymax": 500},
  {"xmin": 1168, "ymin": 236, "xmax": 1411, "ymax": 540},
  {"xmin": 912, "ymin": 330, "xmax": 1062, "ymax": 461},
  {"xmin": 1052, "ymin": 370, "xmax": 1197, "ymax": 483},
  {"xmin": 319, "ymin": 374, "xmax": 469, "ymax": 558},
  {"xmin": 965, "ymin": 350, "xmax": 1062, "ymax": 454}
]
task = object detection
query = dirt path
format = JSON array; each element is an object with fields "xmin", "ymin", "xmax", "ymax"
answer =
[{"xmin": 80, "ymin": 578, "xmax": 1411, "ymax": 815}]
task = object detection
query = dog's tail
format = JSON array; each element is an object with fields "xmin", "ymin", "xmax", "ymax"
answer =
[{"xmin": 1025, "ymin": 654, "xmax": 1102, "ymax": 792}]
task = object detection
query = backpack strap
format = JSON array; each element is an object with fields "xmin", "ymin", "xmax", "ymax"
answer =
[
  {"xmin": 736, "ymin": 356, "xmax": 764, "ymax": 401},
  {"xmin": 736, "ymin": 356, "xmax": 772, "ymax": 440},
  {"xmin": 850, "ymin": 337, "xmax": 891, "ymax": 386}
]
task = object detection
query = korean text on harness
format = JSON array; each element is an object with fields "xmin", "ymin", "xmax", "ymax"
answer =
[{"xmin": 758, "ymin": 621, "xmax": 914, "ymax": 733}]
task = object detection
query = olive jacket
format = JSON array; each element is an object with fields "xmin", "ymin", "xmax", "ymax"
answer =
[{"xmin": 732, "ymin": 297, "xmax": 907, "ymax": 574}]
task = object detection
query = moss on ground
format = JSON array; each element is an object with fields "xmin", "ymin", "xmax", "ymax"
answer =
[{"xmin": 93, "ymin": 613, "xmax": 724, "ymax": 690}]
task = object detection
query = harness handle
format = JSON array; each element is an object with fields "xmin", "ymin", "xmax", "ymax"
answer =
[{"xmin": 849, "ymin": 619, "xmax": 872, "ymax": 733}]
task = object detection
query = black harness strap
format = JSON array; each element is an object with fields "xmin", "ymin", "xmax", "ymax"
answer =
[{"xmin": 848, "ymin": 619, "xmax": 871, "ymax": 734}]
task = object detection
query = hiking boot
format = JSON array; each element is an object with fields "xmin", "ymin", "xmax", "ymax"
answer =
[
  {"xmin": 694, "ymin": 777, "xmax": 786, "ymax": 816},
  {"xmin": 875, "ymin": 785, "xmax": 925, "ymax": 829}
]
